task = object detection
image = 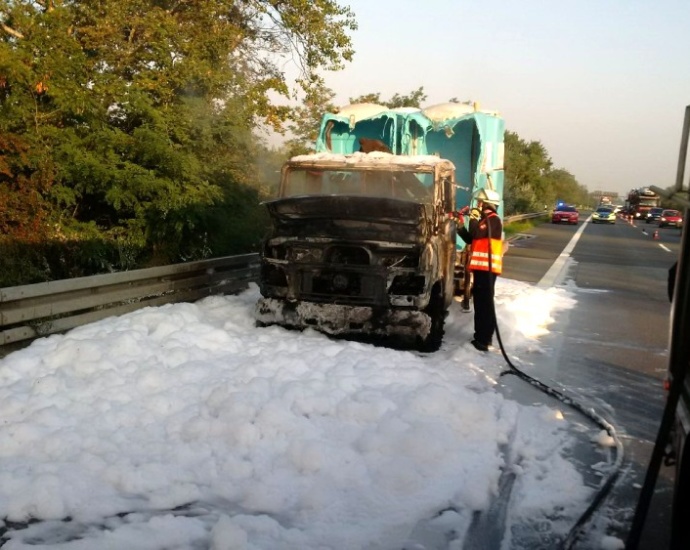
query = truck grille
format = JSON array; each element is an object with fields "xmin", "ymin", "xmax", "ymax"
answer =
[
  {"xmin": 300, "ymin": 269, "xmax": 384, "ymax": 305},
  {"xmin": 260, "ymin": 244, "xmax": 422, "ymax": 307},
  {"xmin": 325, "ymin": 245, "xmax": 370, "ymax": 265}
]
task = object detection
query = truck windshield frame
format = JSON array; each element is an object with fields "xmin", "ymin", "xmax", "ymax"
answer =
[{"xmin": 281, "ymin": 167, "xmax": 435, "ymax": 203}]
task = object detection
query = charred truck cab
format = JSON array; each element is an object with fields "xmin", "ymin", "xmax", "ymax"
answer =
[
  {"xmin": 256, "ymin": 101, "xmax": 504, "ymax": 351},
  {"xmin": 256, "ymin": 153, "xmax": 457, "ymax": 351}
]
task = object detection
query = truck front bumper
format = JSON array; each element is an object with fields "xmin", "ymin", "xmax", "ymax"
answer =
[{"xmin": 255, "ymin": 297, "xmax": 432, "ymax": 340}]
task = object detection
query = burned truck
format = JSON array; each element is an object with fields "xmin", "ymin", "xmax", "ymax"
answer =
[
  {"xmin": 255, "ymin": 153, "xmax": 457, "ymax": 351},
  {"xmin": 256, "ymin": 102, "xmax": 505, "ymax": 351}
]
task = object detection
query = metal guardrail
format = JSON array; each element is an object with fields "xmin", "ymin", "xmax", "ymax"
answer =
[
  {"xmin": 504, "ymin": 212, "xmax": 549, "ymax": 223},
  {"xmin": 0, "ymin": 254, "xmax": 260, "ymax": 347},
  {"xmin": 0, "ymin": 212, "xmax": 545, "ymax": 349}
]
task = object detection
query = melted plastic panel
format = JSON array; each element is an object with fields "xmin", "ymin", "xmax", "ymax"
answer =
[
  {"xmin": 402, "ymin": 111, "xmax": 504, "ymax": 207},
  {"xmin": 319, "ymin": 116, "xmax": 397, "ymax": 154},
  {"xmin": 424, "ymin": 120, "xmax": 476, "ymax": 206},
  {"xmin": 316, "ymin": 108, "xmax": 505, "ymax": 206},
  {"xmin": 474, "ymin": 113, "xmax": 506, "ymax": 217}
]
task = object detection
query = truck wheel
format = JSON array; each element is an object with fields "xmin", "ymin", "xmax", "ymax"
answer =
[{"xmin": 418, "ymin": 285, "xmax": 445, "ymax": 353}]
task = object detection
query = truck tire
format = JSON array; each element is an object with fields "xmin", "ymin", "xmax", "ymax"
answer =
[{"xmin": 418, "ymin": 284, "xmax": 446, "ymax": 353}]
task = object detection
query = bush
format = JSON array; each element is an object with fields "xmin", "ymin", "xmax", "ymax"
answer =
[{"xmin": 0, "ymin": 237, "xmax": 148, "ymax": 287}]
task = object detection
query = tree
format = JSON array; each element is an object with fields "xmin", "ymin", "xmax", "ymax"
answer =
[
  {"xmin": 503, "ymin": 131, "xmax": 591, "ymax": 213},
  {"xmin": 543, "ymin": 169, "xmax": 590, "ymax": 207},
  {"xmin": 384, "ymin": 87, "xmax": 427, "ymax": 108},
  {"xmin": 349, "ymin": 87, "xmax": 427, "ymax": 108},
  {"xmin": 503, "ymin": 131, "xmax": 553, "ymax": 214},
  {"xmin": 0, "ymin": 132, "xmax": 54, "ymax": 242},
  {"xmin": 348, "ymin": 92, "xmax": 383, "ymax": 105},
  {"xmin": 285, "ymin": 76, "xmax": 337, "ymax": 156},
  {"xmin": 0, "ymin": 0, "xmax": 357, "ymax": 266}
]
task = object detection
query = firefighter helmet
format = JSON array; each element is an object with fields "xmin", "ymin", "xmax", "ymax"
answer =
[{"xmin": 473, "ymin": 188, "xmax": 501, "ymax": 206}]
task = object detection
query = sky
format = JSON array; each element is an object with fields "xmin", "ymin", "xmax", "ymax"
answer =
[
  {"xmin": 0, "ymin": 280, "xmax": 626, "ymax": 550},
  {"xmin": 314, "ymin": 0, "xmax": 690, "ymax": 199}
]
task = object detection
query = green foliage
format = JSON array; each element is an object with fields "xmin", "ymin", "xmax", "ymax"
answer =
[
  {"xmin": 0, "ymin": 132, "xmax": 56, "ymax": 241},
  {"xmin": 503, "ymin": 215, "xmax": 550, "ymax": 238},
  {"xmin": 503, "ymin": 131, "xmax": 588, "ymax": 214},
  {"xmin": 0, "ymin": 240, "xmax": 51, "ymax": 287},
  {"xmin": 285, "ymin": 76, "xmax": 337, "ymax": 156},
  {"xmin": 385, "ymin": 87, "xmax": 427, "ymax": 109},
  {"xmin": 349, "ymin": 87, "xmax": 427, "ymax": 108},
  {"xmin": 204, "ymin": 181, "xmax": 271, "ymax": 257},
  {"xmin": 0, "ymin": 236, "xmax": 148, "ymax": 287},
  {"xmin": 542, "ymin": 169, "xmax": 590, "ymax": 207},
  {"xmin": 0, "ymin": 0, "xmax": 356, "ymax": 284},
  {"xmin": 503, "ymin": 131, "xmax": 552, "ymax": 214}
]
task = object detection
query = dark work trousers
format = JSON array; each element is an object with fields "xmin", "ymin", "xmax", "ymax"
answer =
[{"xmin": 472, "ymin": 270, "xmax": 498, "ymax": 346}]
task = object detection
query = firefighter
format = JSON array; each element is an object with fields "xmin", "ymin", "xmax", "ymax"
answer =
[{"xmin": 455, "ymin": 188, "xmax": 503, "ymax": 352}]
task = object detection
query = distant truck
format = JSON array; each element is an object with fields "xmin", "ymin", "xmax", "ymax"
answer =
[
  {"xmin": 627, "ymin": 187, "xmax": 662, "ymax": 220},
  {"xmin": 255, "ymin": 102, "xmax": 505, "ymax": 351}
]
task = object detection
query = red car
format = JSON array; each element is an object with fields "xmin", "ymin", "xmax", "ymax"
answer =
[
  {"xmin": 551, "ymin": 205, "xmax": 579, "ymax": 225},
  {"xmin": 659, "ymin": 209, "xmax": 683, "ymax": 228}
]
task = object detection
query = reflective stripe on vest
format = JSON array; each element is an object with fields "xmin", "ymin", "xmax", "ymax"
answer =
[{"xmin": 469, "ymin": 237, "xmax": 503, "ymax": 274}]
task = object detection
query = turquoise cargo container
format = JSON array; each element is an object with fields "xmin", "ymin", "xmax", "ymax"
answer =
[{"xmin": 315, "ymin": 101, "xmax": 506, "ymax": 238}]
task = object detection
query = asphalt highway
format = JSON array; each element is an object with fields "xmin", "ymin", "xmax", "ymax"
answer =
[{"xmin": 502, "ymin": 212, "xmax": 680, "ymax": 549}]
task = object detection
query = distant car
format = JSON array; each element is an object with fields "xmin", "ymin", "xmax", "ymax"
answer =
[
  {"xmin": 645, "ymin": 207, "xmax": 664, "ymax": 224},
  {"xmin": 659, "ymin": 209, "xmax": 684, "ymax": 228},
  {"xmin": 592, "ymin": 206, "xmax": 616, "ymax": 224},
  {"xmin": 551, "ymin": 205, "xmax": 579, "ymax": 225}
]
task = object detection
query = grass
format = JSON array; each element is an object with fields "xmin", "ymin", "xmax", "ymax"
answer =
[{"xmin": 504, "ymin": 214, "xmax": 550, "ymax": 238}]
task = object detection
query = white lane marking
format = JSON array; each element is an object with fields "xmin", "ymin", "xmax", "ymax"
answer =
[
  {"xmin": 537, "ymin": 215, "xmax": 591, "ymax": 288},
  {"xmin": 659, "ymin": 244, "xmax": 672, "ymax": 252}
]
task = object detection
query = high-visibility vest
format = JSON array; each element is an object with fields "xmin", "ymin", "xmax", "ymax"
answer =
[{"xmin": 469, "ymin": 213, "xmax": 503, "ymax": 274}]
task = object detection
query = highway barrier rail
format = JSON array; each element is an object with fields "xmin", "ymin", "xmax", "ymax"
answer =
[
  {"xmin": 0, "ymin": 254, "xmax": 260, "ymax": 347},
  {"xmin": 0, "ymin": 213, "xmax": 543, "ymax": 351},
  {"xmin": 504, "ymin": 212, "xmax": 549, "ymax": 223}
]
